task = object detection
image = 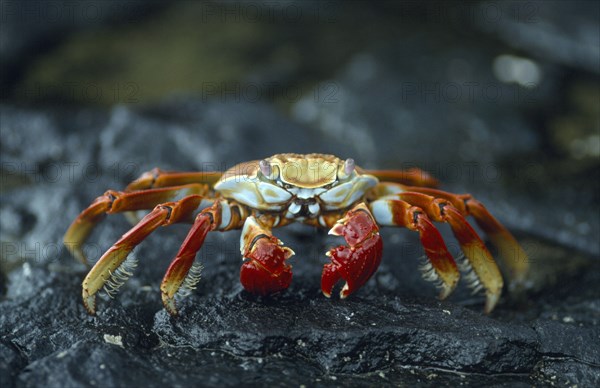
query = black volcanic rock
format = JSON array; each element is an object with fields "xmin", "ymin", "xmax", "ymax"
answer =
[{"xmin": 1, "ymin": 99, "xmax": 599, "ymax": 387}]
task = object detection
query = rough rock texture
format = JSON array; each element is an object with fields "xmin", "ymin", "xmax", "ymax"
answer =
[
  {"xmin": 1, "ymin": 1, "xmax": 599, "ymax": 386},
  {"xmin": 1, "ymin": 100, "xmax": 599, "ymax": 387}
]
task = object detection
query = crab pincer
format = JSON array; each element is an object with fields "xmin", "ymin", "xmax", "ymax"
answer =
[
  {"xmin": 240, "ymin": 217, "xmax": 295, "ymax": 295},
  {"xmin": 322, "ymin": 203, "xmax": 383, "ymax": 298}
]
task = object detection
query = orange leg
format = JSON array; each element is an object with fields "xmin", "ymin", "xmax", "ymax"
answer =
[
  {"xmin": 160, "ymin": 203, "xmax": 219, "ymax": 315},
  {"xmin": 64, "ymin": 184, "xmax": 209, "ymax": 264},
  {"xmin": 82, "ymin": 195, "xmax": 204, "ymax": 314},
  {"xmin": 401, "ymin": 187, "xmax": 529, "ymax": 285},
  {"xmin": 369, "ymin": 198, "xmax": 462, "ymax": 304},
  {"xmin": 125, "ymin": 168, "xmax": 222, "ymax": 191},
  {"xmin": 363, "ymin": 168, "xmax": 439, "ymax": 188},
  {"xmin": 160, "ymin": 200, "xmax": 247, "ymax": 315},
  {"xmin": 393, "ymin": 191, "xmax": 503, "ymax": 313},
  {"xmin": 162, "ymin": 209, "xmax": 296, "ymax": 315}
]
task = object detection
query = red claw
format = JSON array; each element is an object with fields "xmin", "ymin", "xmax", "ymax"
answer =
[
  {"xmin": 240, "ymin": 235, "xmax": 294, "ymax": 295},
  {"xmin": 322, "ymin": 203, "xmax": 383, "ymax": 298}
]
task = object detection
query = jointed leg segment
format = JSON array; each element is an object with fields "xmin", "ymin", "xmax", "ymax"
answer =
[
  {"xmin": 64, "ymin": 184, "xmax": 209, "ymax": 264},
  {"xmin": 391, "ymin": 191, "xmax": 503, "ymax": 312},
  {"xmin": 401, "ymin": 187, "xmax": 529, "ymax": 284},
  {"xmin": 125, "ymin": 168, "xmax": 222, "ymax": 191},
  {"xmin": 365, "ymin": 168, "xmax": 439, "ymax": 187},
  {"xmin": 67, "ymin": 163, "xmax": 526, "ymax": 316},
  {"xmin": 82, "ymin": 194, "xmax": 204, "ymax": 314},
  {"xmin": 369, "ymin": 198, "xmax": 461, "ymax": 300},
  {"xmin": 160, "ymin": 202, "xmax": 224, "ymax": 315},
  {"xmin": 369, "ymin": 182, "xmax": 528, "ymax": 312}
]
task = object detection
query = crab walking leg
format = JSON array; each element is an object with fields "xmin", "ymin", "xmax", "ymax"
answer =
[
  {"xmin": 160, "ymin": 201, "xmax": 246, "ymax": 315},
  {"xmin": 126, "ymin": 168, "xmax": 222, "ymax": 191},
  {"xmin": 393, "ymin": 191, "xmax": 503, "ymax": 313},
  {"xmin": 322, "ymin": 203, "xmax": 383, "ymax": 299},
  {"xmin": 463, "ymin": 199, "xmax": 529, "ymax": 284},
  {"xmin": 403, "ymin": 187, "xmax": 529, "ymax": 284},
  {"xmin": 122, "ymin": 170, "xmax": 218, "ymax": 226},
  {"xmin": 369, "ymin": 198, "xmax": 460, "ymax": 301},
  {"xmin": 364, "ymin": 168, "xmax": 439, "ymax": 188},
  {"xmin": 64, "ymin": 184, "xmax": 208, "ymax": 264},
  {"xmin": 82, "ymin": 195, "xmax": 203, "ymax": 314},
  {"xmin": 239, "ymin": 216, "xmax": 295, "ymax": 296}
]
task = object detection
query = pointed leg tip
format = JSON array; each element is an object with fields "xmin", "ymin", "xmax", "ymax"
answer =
[
  {"xmin": 484, "ymin": 292, "xmax": 500, "ymax": 314},
  {"xmin": 162, "ymin": 293, "xmax": 179, "ymax": 316},
  {"xmin": 437, "ymin": 284, "xmax": 455, "ymax": 300},
  {"xmin": 82, "ymin": 291, "xmax": 97, "ymax": 315},
  {"xmin": 67, "ymin": 245, "xmax": 88, "ymax": 265},
  {"xmin": 322, "ymin": 290, "xmax": 332, "ymax": 298}
]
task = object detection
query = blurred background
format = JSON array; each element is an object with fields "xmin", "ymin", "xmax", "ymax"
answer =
[
  {"xmin": 2, "ymin": 0, "xmax": 599, "ymax": 260},
  {"xmin": 1, "ymin": 1, "xmax": 599, "ymax": 386}
]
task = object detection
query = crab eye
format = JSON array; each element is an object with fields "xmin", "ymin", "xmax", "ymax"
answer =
[
  {"xmin": 259, "ymin": 160, "xmax": 272, "ymax": 177},
  {"xmin": 344, "ymin": 158, "xmax": 355, "ymax": 176}
]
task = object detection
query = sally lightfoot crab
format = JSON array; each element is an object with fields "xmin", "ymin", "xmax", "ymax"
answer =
[{"xmin": 64, "ymin": 153, "xmax": 529, "ymax": 316}]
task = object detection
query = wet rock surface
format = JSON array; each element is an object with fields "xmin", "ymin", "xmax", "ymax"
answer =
[
  {"xmin": 1, "ymin": 99, "xmax": 599, "ymax": 387},
  {"xmin": 1, "ymin": 1, "xmax": 599, "ymax": 387}
]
